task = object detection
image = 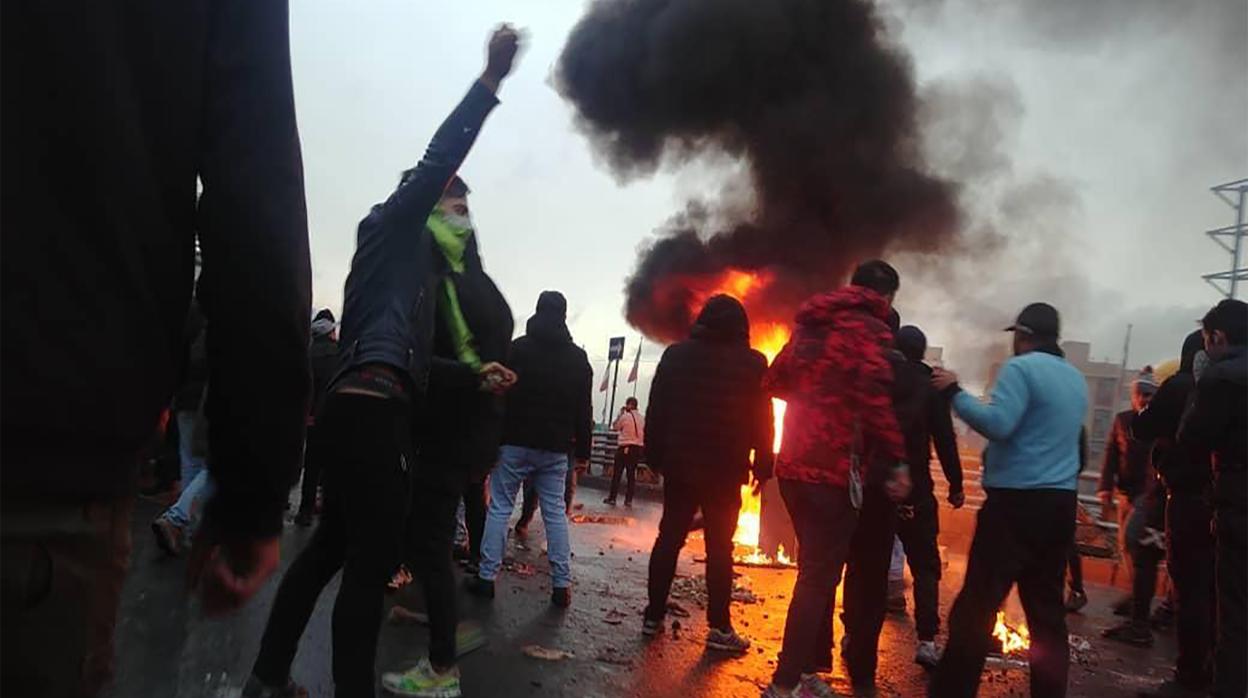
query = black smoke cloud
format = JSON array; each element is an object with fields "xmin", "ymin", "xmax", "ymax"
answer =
[{"xmin": 556, "ymin": 0, "xmax": 960, "ymax": 343}]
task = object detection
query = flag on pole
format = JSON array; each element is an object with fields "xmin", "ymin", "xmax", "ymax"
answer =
[
  {"xmin": 627, "ymin": 340, "xmax": 642, "ymax": 383},
  {"xmin": 599, "ymin": 366, "xmax": 610, "ymax": 392}
]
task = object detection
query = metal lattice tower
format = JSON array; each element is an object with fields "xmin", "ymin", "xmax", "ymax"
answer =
[{"xmin": 1203, "ymin": 178, "xmax": 1248, "ymax": 298}]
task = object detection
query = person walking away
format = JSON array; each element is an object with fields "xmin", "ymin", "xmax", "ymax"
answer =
[
  {"xmin": 1101, "ymin": 372, "xmax": 1166, "ymax": 648},
  {"xmin": 638, "ymin": 295, "xmax": 774, "ymax": 654},
  {"xmin": 295, "ymin": 309, "xmax": 342, "ymax": 526},
  {"xmin": 761, "ymin": 260, "xmax": 910, "ymax": 698},
  {"xmin": 1, "ymin": 2, "xmax": 311, "ymax": 695},
  {"xmin": 928, "ymin": 302, "xmax": 1088, "ymax": 698},
  {"xmin": 515, "ymin": 446, "xmax": 579, "ymax": 537},
  {"xmin": 466, "ymin": 291, "xmax": 592, "ymax": 610},
  {"xmin": 891, "ymin": 326, "xmax": 964, "ymax": 669},
  {"xmin": 1065, "ymin": 428, "xmax": 1092, "ymax": 613},
  {"xmin": 1178, "ymin": 299, "xmax": 1247, "ymax": 698},
  {"xmin": 1135, "ymin": 330, "xmax": 1214, "ymax": 697},
  {"xmin": 152, "ymin": 304, "xmax": 214, "ymax": 555},
  {"xmin": 387, "ymin": 136, "xmax": 520, "ymax": 697},
  {"xmin": 1096, "ymin": 370, "xmax": 1159, "ymax": 614},
  {"xmin": 605, "ymin": 398, "xmax": 646, "ymax": 505},
  {"xmin": 243, "ymin": 27, "xmax": 520, "ymax": 698}
]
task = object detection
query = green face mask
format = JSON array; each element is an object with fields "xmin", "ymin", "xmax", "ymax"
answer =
[{"xmin": 427, "ymin": 210, "xmax": 474, "ymax": 273}]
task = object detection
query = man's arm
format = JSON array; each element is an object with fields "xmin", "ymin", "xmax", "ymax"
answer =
[
  {"xmin": 574, "ymin": 354, "xmax": 594, "ymax": 462},
  {"xmin": 857, "ymin": 333, "xmax": 905, "ymax": 463},
  {"xmin": 930, "ymin": 391, "xmax": 963, "ymax": 494},
  {"xmin": 643, "ymin": 348, "xmax": 672, "ymax": 473},
  {"xmin": 197, "ymin": 0, "xmax": 310, "ymax": 543},
  {"xmin": 950, "ymin": 361, "xmax": 1029, "ymax": 442},
  {"xmin": 763, "ymin": 341, "xmax": 796, "ymax": 399},
  {"xmin": 750, "ymin": 355, "xmax": 776, "ymax": 482},
  {"xmin": 1179, "ymin": 374, "xmax": 1231, "ymax": 452},
  {"xmin": 1097, "ymin": 416, "xmax": 1123, "ymax": 495}
]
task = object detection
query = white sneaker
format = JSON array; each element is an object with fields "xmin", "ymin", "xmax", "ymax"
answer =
[
  {"xmin": 381, "ymin": 658, "xmax": 462, "ymax": 697},
  {"xmin": 799, "ymin": 673, "xmax": 842, "ymax": 697},
  {"xmin": 914, "ymin": 640, "xmax": 941, "ymax": 669}
]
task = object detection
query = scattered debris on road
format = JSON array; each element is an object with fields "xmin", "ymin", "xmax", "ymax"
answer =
[{"xmin": 522, "ymin": 645, "xmax": 575, "ymax": 661}]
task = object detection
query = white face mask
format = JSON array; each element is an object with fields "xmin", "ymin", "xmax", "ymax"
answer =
[
  {"xmin": 441, "ymin": 212, "xmax": 473, "ymax": 231},
  {"xmin": 1193, "ymin": 350, "xmax": 1211, "ymax": 382}
]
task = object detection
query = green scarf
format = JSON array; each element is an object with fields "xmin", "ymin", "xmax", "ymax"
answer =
[{"xmin": 427, "ymin": 211, "xmax": 481, "ymax": 370}]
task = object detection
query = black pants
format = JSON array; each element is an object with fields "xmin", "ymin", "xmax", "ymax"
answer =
[
  {"xmin": 297, "ymin": 422, "xmax": 326, "ymax": 516},
  {"xmin": 644, "ymin": 479, "xmax": 741, "ymax": 630},
  {"xmin": 517, "ymin": 463, "xmax": 576, "ymax": 529},
  {"xmin": 462, "ymin": 478, "xmax": 486, "ymax": 563},
  {"xmin": 840, "ymin": 486, "xmax": 898, "ymax": 685},
  {"xmin": 407, "ymin": 467, "xmax": 468, "ymax": 669},
  {"xmin": 773, "ymin": 480, "xmax": 858, "ymax": 689},
  {"xmin": 931, "ymin": 488, "xmax": 1075, "ymax": 698},
  {"xmin": 1213, "ymin": 470, "xmax": 1247, "ymax": 698},
  {"xmin": 1125, "ymin": 493, "xmax": 1167, "ymax": 622},
  {"xmin": 1168, "ymin": 488, "xmax": 1215, "ymax": 688},
  {"xmin": 897, "ymin": 492, "xmax": 943, "ymax": 641},
  {"xmin": 253, "ymin": 394, "xmax": 411, "ymax": 697},
  {"xmin": 608, "ymin": 445, "xmax": 642, "ymax": 503}
]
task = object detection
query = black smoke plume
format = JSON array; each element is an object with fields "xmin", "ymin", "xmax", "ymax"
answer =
[{"xmin": 556, "ymin": 0, "xmax": 960, "ymax": 342}]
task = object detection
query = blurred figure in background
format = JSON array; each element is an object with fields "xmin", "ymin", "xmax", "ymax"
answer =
[
  {"xmin": 605, "ymin": 397, "xmax": 646, "ymax": 506},
  {"xmin": 295, "ymin": 309, "xmax": 341, "ymax": 527}
]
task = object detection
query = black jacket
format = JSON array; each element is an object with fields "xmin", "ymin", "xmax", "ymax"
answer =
[
  {"xmin": 502, "ymin": 313, "xmax": 593, "ymax": 459},
  {"xmin": 1134, "ymin": 332, "xmax": 1209, "ymax": 493},
  {"xmin": 418, "ymin": 234, "xmax": 514, "ymax": 480},
  {"xmin": 308, "ymin": 334, "xmax": 341, "ymax": 421},
  {"xmin": 1180, "ymin": 344, "xmax": 1247, "ymax": 479},
  {"xmin": 888, "ymin": 354, "xmax": 963, "ymax": 499},
  {"xmin": 1, "ymin": 0, "xmax": 310, "ymax": 540},
  {"xmin": 1098, "ymin": 410, "xmax": 1155, "ymax": 499},
  {"xmin": 645, "ymin": 296, "xmax": 774, "ymax": 487},
  {"xmin": 337, "ymin": 82, "xmax": 498, "ymax": 396}
]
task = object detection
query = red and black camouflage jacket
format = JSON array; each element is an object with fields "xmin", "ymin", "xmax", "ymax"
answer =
[{"xmin": 765, "ymin": 285, "xmax": 905, "ymax": 487}]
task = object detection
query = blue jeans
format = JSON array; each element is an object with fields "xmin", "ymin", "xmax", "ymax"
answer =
[
  {"xmin": 175, "ymin": 410, "xmax": 206, "ymax": 487},
  {"xmin": 479, "ymin": 445, "xmax": 571, "ymax": 588},
  {"xmin": 165, "ymin": 467, "xmax": 214, "ymax": 530}
]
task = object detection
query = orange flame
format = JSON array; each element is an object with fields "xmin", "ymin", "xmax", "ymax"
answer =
[{"xmin": 993, "ymin": 611, "xmax": 1031, "ymax": 655}]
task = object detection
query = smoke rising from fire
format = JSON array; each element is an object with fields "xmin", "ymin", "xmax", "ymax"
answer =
[{"xmin": 555, "ymin": 0, "xmax": 960, "ymax": 343}]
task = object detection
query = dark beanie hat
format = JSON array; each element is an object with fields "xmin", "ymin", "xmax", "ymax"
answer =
[
  {"xmin": 536, "ymin": 290, "xmax": 567, "ymax": 320},
  {"xmin": 896, "ymin": 325, "xmax": 927, "ymax": 362}
]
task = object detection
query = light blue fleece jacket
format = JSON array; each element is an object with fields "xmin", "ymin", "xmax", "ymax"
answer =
[{"xmin": 953, "ymin": 351, "xmax": 1088, "ymax": 491}]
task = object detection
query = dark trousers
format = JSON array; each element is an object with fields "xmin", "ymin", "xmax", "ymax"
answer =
[
  {"xmin": 252, "ymin": 394, "xmax": 411, "ymax": 697},
  {"xmin": 461, "ymin": 478, "xmax": 486, "ymax": 563},
  {"xmin": 644, "ymin": 479, "xmax": 741, "ymax": 630},
  {"xmin": 408, "ymin": 468, "xmax": 468, "ymax": 669},
  {"xmin": 1168, "ymin": 488, "xmax": 1215, "ymax": 688},
  {"xmin": 1067, "ymin": 547, "xmax": 1084, "ymax": 593},
  {"xmin": 1213, "ymin": 470, "xmax": 1247, "ymax": 698},
  {"xmin": 773, "ymin": 480, "xmax": 858, "ymax": 689},
  {"xmin": 297, "ymin": 422, "xmax": 326, "ymax": 515},
  {"xmin": 840, "ymin": 486, "xmax": 899, "ymax": 685},
  {"xmin": 1125, "ymin": 494, "xmax": 1167, "ymax": 622},
  {"xmin": 897, "ymin": 492, "xmax": 943, "ymax": 641},
  {"xmin": 931, "ymin": 488, "xmax": 1076, "ymax": 698},
  {"xmin": 517, "ymin": 462, "xmax": 576, "ymax": 529},
  {"xmin": 608, "ymin": 445, "xmax": 642, "ymax": 503},
  {"xmin": 1, "ymin": 497, "xmax": 133, "ymax": 698}
]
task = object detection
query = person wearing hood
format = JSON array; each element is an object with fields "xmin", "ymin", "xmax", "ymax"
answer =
[
  {"xmin": 295, "ymin": 309, "xmax": 341, "ymax": 526},
  {"xmin": 468, "ymin": 291, "xmax": 592, "ymax": 609},
  {"xmin": 1179, "ymin": 298, "xmax": 1247, "ymax": 698},
  {"xmin": 1135, "ymin": 330, "xmax": 1213, "ymax": 697},
  {"xmin": 762, "ymin": 261, "xmax": 910, "ymax": 698},
  {"xmin": 930, "ymin": 302, "xmax": 1088, "ymax": 698},
  {"xmin": 640, "ymin": 294, "xmax": 774, "ymax": 656}
]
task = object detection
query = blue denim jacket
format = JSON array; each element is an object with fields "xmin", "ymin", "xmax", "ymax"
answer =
[{"xmin": 337, "ymin": 81, "xmax": 499, "ymax": 395}]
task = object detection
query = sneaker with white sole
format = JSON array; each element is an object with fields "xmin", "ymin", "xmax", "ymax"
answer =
[
  {"xmin": 381, "ymin": 658, "xmax": 461, "ymax": 698},
  {"xmin": 799, "ymin": 673, "xmax": 843, "ymax": 697},
  {"xmin": 706, "ymin": 627, "xmax": 751, "ymax": 654},
  {"xmin": 642, "ymin": 618, "xmax": 663, "ymax": 637},
  {"xmin": 914, "ymin": 640, "xmax": 941, "ymax": 669}
]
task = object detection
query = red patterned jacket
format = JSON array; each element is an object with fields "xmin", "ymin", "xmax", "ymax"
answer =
[{"xmin": 765, "ymin": 286, "xmax": 905, "ymax": 486}]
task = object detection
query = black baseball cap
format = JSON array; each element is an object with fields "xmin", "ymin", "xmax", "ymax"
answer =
[{"xmin": 1005, "ymin": 302, "xmax": 1060, "ymax": 339}]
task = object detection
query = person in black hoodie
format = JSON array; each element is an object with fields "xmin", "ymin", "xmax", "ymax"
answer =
[
  {"xmin": 640, "ymin": 295, "xmax": 774, "ymax": 655},
  {"xmin": 294, "ymin": 309, "xmax": 341, "ymax": 527},
  {"xmin": 1179, "ymin": 299, "xmax": 1247, "ymax": 698},
  {"xmin": 1136, "ymin": 330, "xmax": 1213, "ymax": 697},
  {"xmin": 889, "ymin": 326, "xmax": 963, "ymax": 669},
  {"xmin": 468, "ymin": 291, "xmax": 592, "ymax": 607}
]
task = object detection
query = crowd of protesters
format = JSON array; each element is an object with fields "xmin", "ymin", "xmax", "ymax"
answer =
[{"xmin": 2, "ymin": 4, "xmax": 1246, "ymax": 698}]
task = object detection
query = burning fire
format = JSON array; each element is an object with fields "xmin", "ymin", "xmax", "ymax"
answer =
[{"xmin": 993, "ymin": 611, "xmax": 1031, "ymax": 655}]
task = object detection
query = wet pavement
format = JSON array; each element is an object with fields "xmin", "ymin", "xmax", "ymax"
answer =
[{"xmin": 107, "ymin": 484, "xmax": 1180, "ymax": 697}]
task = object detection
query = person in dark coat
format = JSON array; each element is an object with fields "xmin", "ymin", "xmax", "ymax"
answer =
[
  {"xmin": 1135, "ymin": 330, "xmax": 1213, "ymax": 697},
  {"xmin": 1, "ymin": 2, "xmax": 311, "ymax": 694},
  {"xmin": 295, "ymin": 309, "xmax": 341, "ymax": 526},
  {"xmin": 1179, "ymin": 299, "xmax": 1247, "ymax": 698},
  {"xmin": 1097, "ymin": 375, "xmax": 1159, "ymax": 595},
  {"xmin": 469, "ymin": 291, "xmax": 593, "ymax": 608},
  {"xmin": 640, "ymin": 294, "xmax": 774, "ymax": 655},
  {"xmin": 890, "ymin": 326, "xmax": 963, "ymax": 669},
  {"xmin": 246, "ymin": 28, "xmax": 521, "ymax": 698}
]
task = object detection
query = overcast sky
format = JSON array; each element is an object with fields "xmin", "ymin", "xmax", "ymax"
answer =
[{"xmin": 289, "ymin": 0, "xmax": 1247, "ymax": 411}]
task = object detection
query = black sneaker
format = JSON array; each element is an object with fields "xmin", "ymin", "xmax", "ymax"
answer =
[
  {"xmin": 151, "ymin": 515, "xmax": 183, "ymax": 557},
  {"xmin": 603, "ymin": 497, "xmax": 617, "ymax": 506},
  {"xmin": 551, "ymin": 587, "xmax": 571, "ymax": 608},
  {"xmin": 706, "ymin": 627, "xmax": 751, "ymax": 654},
  {"xmin": 1065, "ymin": 589, "xmax": 1089, "ymax": 613},
  {"xmin": 1111, "ymin": 596, "xmax": 1133, "ymax": 617},
  {"xmin": 464, "ymin": 576, "xmax": 495, "ymax": 600},
  {"xmin": 1150, "ymin": 602, "xmax": 1175, "ymax": 631},
  {"xmin": 642, "ymin": 618, "xmax": 663, "ymax": 637},
  {"xmin": 241, "ymin": 675, "xmax": 307, "ymax": 698},
  {"xmin": 1103, "ymin": 620, "xmax": 1154, "ymax": 647}
]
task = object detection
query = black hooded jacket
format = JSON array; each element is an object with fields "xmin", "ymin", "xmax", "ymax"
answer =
[
  {"xmin": 645, "ymin": 295, "xmax": 774, "ymax": 488},
  {"xmin": 888, "ymin": 327, "xmax": 962, "ymax": 499},
  {"xmin": 1180, "ymin": 342, "xmax": 1248, "ymax": 480},
  {"xmin": 1134, "ymin": 331, "xmax": 1209, "ymax": 493},
  {"xmin": 502, "ymin": 302, "xmax": 593, "ymax": 459}
]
